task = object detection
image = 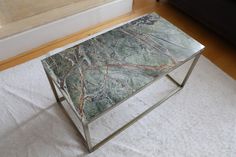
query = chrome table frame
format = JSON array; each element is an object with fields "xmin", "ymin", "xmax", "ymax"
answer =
[{"xmin": 43, "ymin": 52, "xmax": 202, "ymax": 152}]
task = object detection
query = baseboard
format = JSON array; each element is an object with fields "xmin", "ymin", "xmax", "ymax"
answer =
[
  {"xmin": 0, "ymin": 0, "xmax": 133, "ymax": 62},
  {"xmin": 0, "ymin": 4, "xmax": 156, "ymax": 71}
]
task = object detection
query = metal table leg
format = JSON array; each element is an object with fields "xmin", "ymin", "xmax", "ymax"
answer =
[{"xmin": 43, "ymin": 53, "xmax": 201, "ymax": 152}]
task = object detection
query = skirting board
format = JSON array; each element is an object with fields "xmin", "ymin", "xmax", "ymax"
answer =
[{"xmin": 0, "ymin": 0, "xmax": 133, "ymax": 61}]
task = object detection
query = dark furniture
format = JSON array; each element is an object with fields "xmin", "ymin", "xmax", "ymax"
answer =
[{"xmin": 168, "ymin": 0, "xmax": 236, "ymax": 46}]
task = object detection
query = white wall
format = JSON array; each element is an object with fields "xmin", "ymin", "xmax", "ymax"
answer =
[{"xmin": 0, "ymin": 0, "xmax": 133, "ymax": 61}]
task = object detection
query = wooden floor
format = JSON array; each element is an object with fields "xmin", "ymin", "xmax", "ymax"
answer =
[
  {"xmin": 0, "ymin": 0, "xmax": 235, "ymax": 79},
  {"xmin": 148, "ymin": 1, "xmax": 236, "ymax": 80}
]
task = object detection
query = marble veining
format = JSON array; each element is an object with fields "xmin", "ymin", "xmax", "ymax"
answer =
[{"xmin": 42, "ymin": 13, "xmax": 204, "ymax": 121}]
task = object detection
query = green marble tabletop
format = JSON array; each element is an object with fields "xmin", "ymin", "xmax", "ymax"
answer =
[{"xmin": 42, "ymin": 13, "xmax": 204, "ymax": 122}]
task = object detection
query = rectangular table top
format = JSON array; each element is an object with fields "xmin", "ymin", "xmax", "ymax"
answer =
[{"xmin": 42, "ymin": 13, "xmax": 204, "ymax": 122}]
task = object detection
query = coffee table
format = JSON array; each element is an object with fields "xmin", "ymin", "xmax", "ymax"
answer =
[{"xmin": 42, "ymin": 13, "xmax": 204, "ymax": 152}]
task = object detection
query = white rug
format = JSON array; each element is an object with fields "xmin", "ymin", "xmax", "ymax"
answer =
[{"xmin": 0, "ymin": 56, "xmax": 235, "ymax": 157}]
